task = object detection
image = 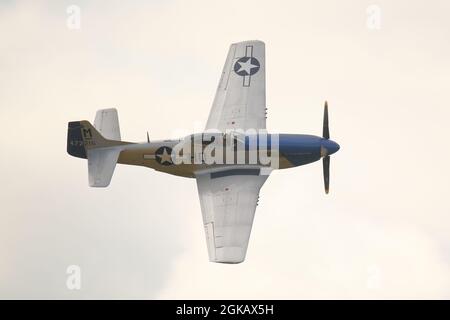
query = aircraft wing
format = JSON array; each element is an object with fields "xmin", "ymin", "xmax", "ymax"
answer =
[
  {"xmin": 195, "ymin": 168, "xmax": 269, "ymax": 263},
  {"xmin": 205, "ymin": 40, "xmax": 266, "ymax": 131}
]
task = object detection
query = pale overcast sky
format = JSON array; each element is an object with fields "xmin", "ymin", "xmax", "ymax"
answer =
[{"xmin": 1, "ymin": 0, "xmax": 450, "ymax": 299}]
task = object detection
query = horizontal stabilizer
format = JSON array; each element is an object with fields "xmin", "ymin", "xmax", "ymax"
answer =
[
  {"xmin": 94, "ymin": 108, "xmax": 121, "ymax": 141},
  {"xmin": 68, "ymin": 110, "xmax": 132, "ymax": 187},
  {"xmin": 87, "ymin": 148, "xmax": 121, "ymax": 187}
]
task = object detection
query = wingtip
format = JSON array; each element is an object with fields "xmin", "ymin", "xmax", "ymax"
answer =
[
  {"xmin": 210, "ymin": 259, "xmax": 245, "ymax": 265},
  {"xmin": 232, "ymin": 39, "xmax": 265, "ymax": 46}
]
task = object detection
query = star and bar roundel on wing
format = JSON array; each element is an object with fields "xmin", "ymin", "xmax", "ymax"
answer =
[{"xmin": 233, "ymin": 57, "xmax": 260, "ymax": 76}]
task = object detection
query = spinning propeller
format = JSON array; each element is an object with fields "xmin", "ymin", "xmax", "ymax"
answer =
[{"xmin": 320, "ymin": 101, "xmax": 339, "ymax": 194}]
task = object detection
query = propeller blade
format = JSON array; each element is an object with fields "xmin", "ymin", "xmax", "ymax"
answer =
[
  {"xmin": 147, "ymin": 131, "xmax": 150, "ymax": 143},
  {"xmin": 323, "ymin": 155, "xmax": 330, "ymax": 194},
  {"xmin": 323, "ymin": 101, "xmax": 329, "ymax": 139}
]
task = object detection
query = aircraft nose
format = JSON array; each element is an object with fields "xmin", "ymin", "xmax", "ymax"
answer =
[{"xmin": 321, "ymin": 139, "xmax": 340, "ymax": 156}]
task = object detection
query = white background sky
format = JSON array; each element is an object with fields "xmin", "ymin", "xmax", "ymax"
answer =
[{"xmin": 1, "ymin": 0, "xmax": 450, "ymax": 299}]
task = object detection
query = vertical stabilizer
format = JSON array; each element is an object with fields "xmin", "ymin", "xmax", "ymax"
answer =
[{"xmin": 67, "ymin": 109, "xmax": 131, "ymax": 187}]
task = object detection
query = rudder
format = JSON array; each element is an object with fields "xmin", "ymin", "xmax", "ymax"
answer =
[
  {"xmin": 67, "ymin": 120, "xmax": 109, "ymax": 159},
  {"xmin": 67, "ymin": 112, "xmax": 131, "ymax": 187}
]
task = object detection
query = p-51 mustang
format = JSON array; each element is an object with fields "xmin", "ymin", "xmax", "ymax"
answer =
[{"xmin": 67, "ymin": 40, "xmax": 340, "ymax": 263}]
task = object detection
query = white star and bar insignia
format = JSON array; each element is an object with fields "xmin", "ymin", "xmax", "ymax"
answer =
[
  {"xmin": 155, "ymin": 146, "xmax": 173, "ymax": 166},
  {"xmin": 234, "ymin": 57, "xmax": 260, "ymax": 76}
]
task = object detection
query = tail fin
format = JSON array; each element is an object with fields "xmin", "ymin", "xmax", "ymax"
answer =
[
  {"xmin": 67, "ymin": 109, "xmax": 130, "ymax": 187},
  {"xmin": 67, "ymin": 120, "xmax": 109, "ymax": 158}
]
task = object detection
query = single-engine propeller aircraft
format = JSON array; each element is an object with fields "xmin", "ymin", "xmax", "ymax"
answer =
[{"xmin": 67, "ymin": 40, "xmax": 340, "ymax": 263}]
